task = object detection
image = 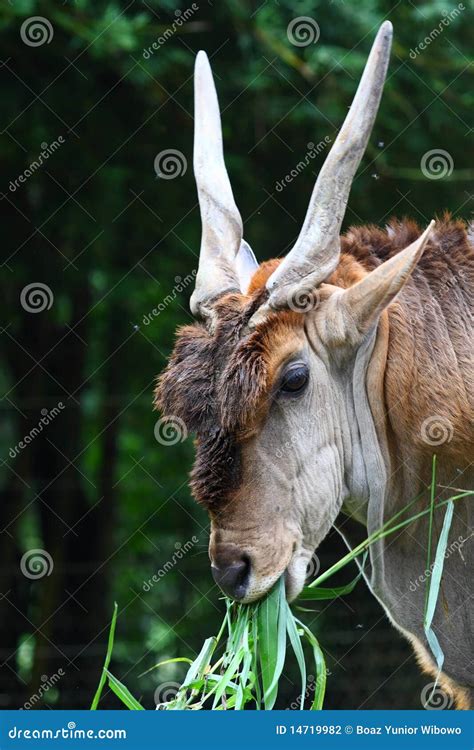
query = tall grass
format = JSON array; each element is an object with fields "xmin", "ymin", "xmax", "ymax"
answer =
[{"xmin": 91, "ymin": 458, "xmax": 472, "ymax": 710}]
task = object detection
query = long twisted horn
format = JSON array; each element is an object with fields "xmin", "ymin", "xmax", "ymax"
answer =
[
  {"xmin": 190, "ymin": 52, "xmax": 243, "ymax": 320},
  {"xmin": 264, "ymin": 21, "xmax": 393, "ymax": 312}
]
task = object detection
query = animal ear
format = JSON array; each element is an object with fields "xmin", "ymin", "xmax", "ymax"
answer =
[
  {"xmin": 236, "ymin": 240, "xmax": 258, "ymax": 294},
  {"xmin": 339, "ymin": 221, "xmax": 435, "ymax": 336}
]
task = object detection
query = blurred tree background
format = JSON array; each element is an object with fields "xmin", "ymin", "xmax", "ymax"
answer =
[{"xmin": 0, "ymin": 0, "xmax": 472, "ymax": 710}]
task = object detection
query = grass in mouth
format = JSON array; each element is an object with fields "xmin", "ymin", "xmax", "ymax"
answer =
[{"xmin": 91, "ymin": 458, "xmax": 472, "ymax": 710}]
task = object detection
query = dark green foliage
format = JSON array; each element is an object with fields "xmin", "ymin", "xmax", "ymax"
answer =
[{"xmin": 0, "ymin": 0, "xmax": 471, "ymax": 709}]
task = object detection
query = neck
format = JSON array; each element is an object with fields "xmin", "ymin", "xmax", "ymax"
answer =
[
  {"xmin": 342, "ymin": 312, "xmax": 392, "ymax": 528},
  {"xmin": 344, "ymin": 284, "xmax": 473, "ymax": 532}
]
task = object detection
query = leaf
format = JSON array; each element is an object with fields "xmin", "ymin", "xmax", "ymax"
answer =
[
  {"xmin": 90, "ymin": 602, "xmax": 118, "ymax": 710},
  {"xmin": 235, "ymin": 623, "xmax": 253, "ymax": 710},
  {"xmin": 420, "ymin": 456, "xmax": 455, "ymax": 705},
  {"xmin": 307, "ymin": 488, "xmax": 471, "ymax": 590},
  {"xmin": 257, "ymin": 577, "xmax": 286, "ymax": 709},
  {"xmin": 298, "ymin": 570, "xmax": 362, "ymax": 601},
  {"xmin": 296, "ymin": 618, "xmax": 327, "ymax": 710},
  {"xmin": 138, "ymin": 656, "xmax": 193, "ymax": 678},
  {"xmin": 423, "ymin": 499, "xmax": 455, "ymax": 674},
  {"xmin": 106, "ymin": 670, "xmax": 144, "ymax": 710},
  {"xmin": 212, "ymin": 647, "xmax": 245, "ymax": 708},
  {"xmin": 286, "ymin": 605, "xmax": 306, "ymax": 710},
  {"xmin": 251, "ymin": 616, "xmax": 262, "ymax": 709},
  {"xmin": 181, "ymin": 637, "xmax": 217, "ymax": 689}
]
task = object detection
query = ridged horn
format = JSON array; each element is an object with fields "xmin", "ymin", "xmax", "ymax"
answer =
[
  {"xmin": 264, "ymin": 21, "xmax": 393, "ymax": 311},
  {"xmin": 190, "ymin": 51, "xmax": 243, "ymax": 319}
]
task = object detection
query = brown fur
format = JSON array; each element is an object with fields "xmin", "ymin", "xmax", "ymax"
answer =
[
  {"xmin": 409, "ymin": 633, "xmax": 471, "ymax": 710},
  {"xmin": 155, "ymin": 290, "xmax": 303, "ymax": 507},
  {"xmin": 156, "ymin": 217, "xmax": 474, "ymax": 504},
  {"xmin": 156, "ymin": 217, "xmax": 473, "ymax": 706},
  {"xmin": 335, "ymin": 217, "xmax": 474, "ymax": 462}
]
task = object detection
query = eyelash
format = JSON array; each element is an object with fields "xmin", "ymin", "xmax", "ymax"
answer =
[{"xmin": 279, "ymin": 364, "xmax": 309, "ymax": 395}]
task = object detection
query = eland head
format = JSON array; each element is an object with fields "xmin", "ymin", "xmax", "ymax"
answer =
[{"xmin": 155, "ymin": 22, "xmax": 435, "ymax": 603}]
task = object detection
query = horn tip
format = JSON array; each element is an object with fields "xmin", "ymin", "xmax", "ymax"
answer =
[
  {"xmin": 379, "ymin": 20, "xmax": 393, "ymax": 39},
  {"xmin": 195, "ymin": 50, "xmax": 210, "ymax": 71},
  {"xmin": 424, "ymin": 219, "xmax": 436, "ymax": 237}
]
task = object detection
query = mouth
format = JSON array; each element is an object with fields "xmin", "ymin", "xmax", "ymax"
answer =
[
  {"xmin": 233, "ymin": 547, "xmax": 311, "ymax": 604},
  {"xmin": 284, "ymin": 548, "xmax": 312, "ymax": 601}
]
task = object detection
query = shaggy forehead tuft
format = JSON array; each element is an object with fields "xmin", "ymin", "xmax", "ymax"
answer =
[
  {"xmin": 154, "ymin": 288, "xmax": 303, "ymax": 506},
  {"xmin": 155, "ymin": 291, "xmax": 276, "ymax": 436}
]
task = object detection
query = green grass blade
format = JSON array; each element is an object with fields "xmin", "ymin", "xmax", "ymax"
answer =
[
  {"xmin": 211, "ymin": 648, "xmax": 244, "ymax": 708},
  {"xmin": 251, "ymin": 615, "xmax": 262, "ymax": 709},
  {"xmin": 298, "ymin": 569, "xmax": 362, "ymax": 600},
  {"xmin": 308, "ymin": 492, "xmax": 472, "ymax": 589},
  {"xmin": 286, "ymin": 607, "xmax": 306, "ymax": 710},
  {"xmin": 296, "ymin": 618, "xmax": 326, "ymax": 710},
  {"xmin": 257, "ymin": 577, "xmax": 286, "ymax": 709},
  {"xmin": 424, "ymin": 455, "xmax": 437, "ymax": 614},
  {"xmin": 424, "ymin": 499, "xmax": 454, "ymax": 676},
  {"xmin": 106, "ymin": 670, "xmax": 144, "ymax": 710},
  {"xmin": 138, "ymin": 657, "xmax": 193, "ymax": 678},
  {"xmin": 235, "ymin": 622, "xmax": 252, "ymax": 710},
  {"xmin": 90, "ymin": 602, "xmax": 118, "ymax": 710},
  {"xmin": 181, "ymin": 636, "xmax": 217, "ymax": 689}
]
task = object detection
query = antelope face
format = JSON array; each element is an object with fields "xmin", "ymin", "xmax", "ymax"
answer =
[
  {"xmin": 155, "ymin": 22, "xmax": 434, "ymax": 602},
  {"xmin": 200, "ymin": 290, "xmax": 350, "ymax": 603},
  {"xmin": 157, "ymin": 283, "xmax": 347, "ymax": 602}
]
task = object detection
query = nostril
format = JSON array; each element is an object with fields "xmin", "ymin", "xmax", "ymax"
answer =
[{"xmin": 211, "ymin": 554, "xmax": 251, "ymax": 600}]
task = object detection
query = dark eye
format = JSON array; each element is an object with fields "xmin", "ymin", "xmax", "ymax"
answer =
[{"xmin": 279, "ymin": 364, "xmax": 309, "ymax": 395}]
